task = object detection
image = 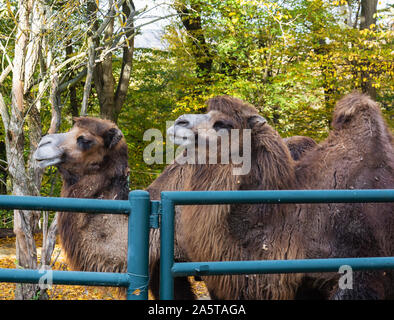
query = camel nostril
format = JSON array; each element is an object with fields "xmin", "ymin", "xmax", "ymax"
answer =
[
  {"xmin": 38, "ymin": 137, "xmax": 53, "ymax": 148},
  {"xmin": 38, "ymin": 140, "xmax": 51, "ymax": 147}
]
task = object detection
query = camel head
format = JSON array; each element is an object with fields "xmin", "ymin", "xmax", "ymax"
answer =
[
  {"xmin": 34, "ymin": 117, "xmax": 126, "ymax": 175},
  {"xmin": 167, "ymin": 96, "xmax": 267, "ymax": 173},
  {"xmin": 168, "ymin": 96, "xmax": 267, "ymax": 147}
]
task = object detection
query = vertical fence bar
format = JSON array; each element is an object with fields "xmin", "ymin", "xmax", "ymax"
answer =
[
  {"xmin": 127, "ymin": 190, "xmax": 150, "ymax": 300},
  {"xmin": 159, "ymin": 194, "xmax": 175, "ymax": 300}
]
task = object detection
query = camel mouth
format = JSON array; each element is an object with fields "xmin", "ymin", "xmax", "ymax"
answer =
[
  {"xmin": 35, "ymin": 157, "xmax": 63, "ymax": 169},
  {"xmin": 34, "ymin": 133, "xmax": 68, "ymax": 168},
  {"xmin": 33, "ymin": 147, "xmax": 64, "ymax": 168}
]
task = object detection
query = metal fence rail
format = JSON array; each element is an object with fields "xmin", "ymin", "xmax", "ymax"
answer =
[
  {"xmin": 0, "ymin": 190, "xmax": 151, "ymax": 300},
  {"xmin": 0, "ymin": 189, "xmax": 393, "ymax": 300},
  {"xmin": 170, "ymin": 257, "xmax": 394, "ymax": 277},
  {"xmin": 159, "ymin": 189, "xmax": 394, "ymax": 299}
]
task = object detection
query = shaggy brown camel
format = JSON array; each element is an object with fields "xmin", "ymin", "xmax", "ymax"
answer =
[
  {"xmin": 161, "ymin": 92, "xmax": 393, "ymax": 299},
  {"xmin": 34, "ymin": 117, "xmax": 130, "ymax": 273},
  {"xmin": 294, "ymin": 92, "xmax": 394, "ymax": 299},
  {"xmin": 283, "ymin": 136, "xmax": 317, "ymax": 161},
  {"xmin": 33, "ymin": 114, "xmax": 315, "ymax": 299},
  {"xmin": 146, "ymin": 134, "xmax": 317, "ymax": 299}
]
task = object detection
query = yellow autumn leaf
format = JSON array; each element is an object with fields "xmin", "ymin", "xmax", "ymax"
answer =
[{"xmin": 132, "ymin": 289, "xmax": 141, "ymax": 296}]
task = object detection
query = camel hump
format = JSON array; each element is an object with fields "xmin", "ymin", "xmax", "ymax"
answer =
[
  {"xmin": 332, "ymin": 91, "xmax": 380, "ymax": 129},
  {"xmin": 283, "ymin": 136, "xmax": 317, "ymax": 161}
]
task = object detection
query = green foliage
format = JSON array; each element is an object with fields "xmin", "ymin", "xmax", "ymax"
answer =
[
  {"xmin": 165, "ymin": 0, "xmax": 393, "ymax": 140},
  {"xmin": 118, "ymin": 49, "xmax": 187, "ymax": 188}
]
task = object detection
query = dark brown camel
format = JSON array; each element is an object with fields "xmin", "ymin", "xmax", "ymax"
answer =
[
  {"xmin": 283, "ymin": 135, "xmax": 317, "ymax": 161},
  {"xmin": 159, "ymin": 92, "xmax": 393, "ymax": 299},
  {"xmin": 294, "ymin": 92, "xmax": 394, "ymax": 299}
]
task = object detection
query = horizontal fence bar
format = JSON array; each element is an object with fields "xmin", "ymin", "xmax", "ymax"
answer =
[
  {"xmin": 0, "ymin": 268, "xmax": 130, "ymax": 287},
  {"xmin": 171, "ymin": 257, "xmax": 394, "ymax": 277},
  {"xmin": 1, "ymin": 190, "xmax": 393, "ymax": 300},
  {"xmin": 160, "ymin": 189, "xmax": 394, "ymax": 299},
  {"xmin": 0, "ymin": 195, "xmax": 130, "ymax": 214},
  {"xmin": 161, "ymin": 189, "xmax": 394, "ymax": 205}
]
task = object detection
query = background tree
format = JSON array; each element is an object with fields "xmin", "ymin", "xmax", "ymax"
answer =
[
  {"xmin": 0, "ymin": 0, "xmax": 44, "ymax": 299},
  {"xmin": 0, "ymin": 0, "xmax": 158, "ymax": 299},
  {"xmin": 163, "ymin": 0, "xmax": 393, "ymax": 138},
  {"xmin": 359, "ymin": 0, "xmax": 378, "ymax": 98},
  {"xmin": 82, "ymin": 0, "xmax": 135, "ymax": 122}
]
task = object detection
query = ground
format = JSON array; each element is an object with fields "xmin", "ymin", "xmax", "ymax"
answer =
[{"xmin": 0, "ymin": 233, "xmax": 209, "ymax": 300}]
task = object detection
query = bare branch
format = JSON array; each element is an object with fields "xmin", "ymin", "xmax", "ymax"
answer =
[
  {"xmin": 58, "ymin": 68, "xmax": 87, "ymax": 93},
  {"xmin": 24, "ymin": 50, "xmax": 87, "ymax": 95},
  {"xmin": 0, "ymin": 64, "xmax": 12, "ymax": 85},
  {"xmin": 0, "ymin": 40, "xmax": 14, "ymax": 70},
  {"xmin": 48, "ymin": 73, "xmax": 61, "ymax": 134},
  {"xmin": 93, "ymin": 0, "xmax": 127, "ymax": 39},
  {"xmin": 54, "ymin": 52, "xmax": 87, "ymax": 74},
  {"xmin": 115, "ymin": 0, "xmax": 135, "ymax": 116},
  {"xmin": 81, "ymin": 38, "xmax": 95, "ymax": 116},
  {"xmin": 0, "ymin": 92, "xmax": 10, "ymax": 131}
]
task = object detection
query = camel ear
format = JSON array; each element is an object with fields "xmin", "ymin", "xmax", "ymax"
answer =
[
  {"xmin": 103, "ymin": 128, "xmax": 123, "ymax": 149},
  {"xmin": 247, "ymin": 115, "xmax": 267, "ymax": 128}
]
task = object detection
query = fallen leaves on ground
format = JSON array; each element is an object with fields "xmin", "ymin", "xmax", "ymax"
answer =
[{"xmin": 0, "ymin": 233, "xmax": 209, "ymax": 300}]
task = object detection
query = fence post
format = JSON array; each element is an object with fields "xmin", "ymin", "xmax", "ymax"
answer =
[
  {"xmin": 127, "ymin": 190, "xmax": 150, "ymax": 300},
  {"xmin": 159, "ymin": 194, "xmax": 175, "ymax": 300}
]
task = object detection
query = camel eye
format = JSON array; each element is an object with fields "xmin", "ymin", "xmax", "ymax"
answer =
[
  {"xmin": 176, "ymin": 119, "xmax": 189, "ymax": 127},
  {"xmin": 77, "ymin": 136, "xmax": 93, "ymax": 150},
  {"xmin": 213, "ymin": 120, "xmax": 233, "ymax": 131}
]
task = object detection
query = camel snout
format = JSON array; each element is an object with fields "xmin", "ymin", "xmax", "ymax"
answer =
[
  {"xmin": 37, "ymin": 134, "xmax": 56, "ymax": 148},
  {"xmin": 34, "ymin": 133, "xmax": 68, "ymax": 168}
]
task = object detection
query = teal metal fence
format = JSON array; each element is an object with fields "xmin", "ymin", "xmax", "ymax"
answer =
[
  {"xmin": 0, "ymin": 189, "xmax": 393, "ymax": 300},
  {"xmin": 0, "ymin": 190, "xmax": 151, "ymax": 300},
  {"xmin": 159, "ymin": 189, "xmax": 394, "ymax": 299}
]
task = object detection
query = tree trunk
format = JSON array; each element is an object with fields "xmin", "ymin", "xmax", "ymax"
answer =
[
  {"xmin": 359, "ymin": 0, "xmax": 378, "ymax": 99},
  {"xmin": 0, "ymin": 141, "xmax": 7, "ymax": 195},
  {"xmin": 4, "ymin": 0, "xmax": 45, "ymax": 300},
  {"xmin": 360, "ymin": 0, "xmax": 378, "ymax": 30},
  {"xmin": 97, "ymin": 21, "xmax": 116, "ymax": 121},
  {"xmin": 86, "ymin": 0, "xmax": 135, "ymax": 123},
  {"xmin": 175, "ymin": 2, "xmax": 213, "ymax": 78},
  {"xmin": 10, "ymin": 0, "xmax": 37, "ymax": 300},
  {"xmin": 113, "ymin": 0, "xmax": 135, "ymax": 123},
  {"xmin": 81, "ymin": 37, "xmax": 96, "ymax": 116},
  {"xmin": 65, "ymin": 44, "xmax": 81, "ymax": 118}
]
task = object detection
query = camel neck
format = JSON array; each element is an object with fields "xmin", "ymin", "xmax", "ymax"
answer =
[{"xmin": 60, "ymin": 170, "xmax": 129, "ymax": 200}]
